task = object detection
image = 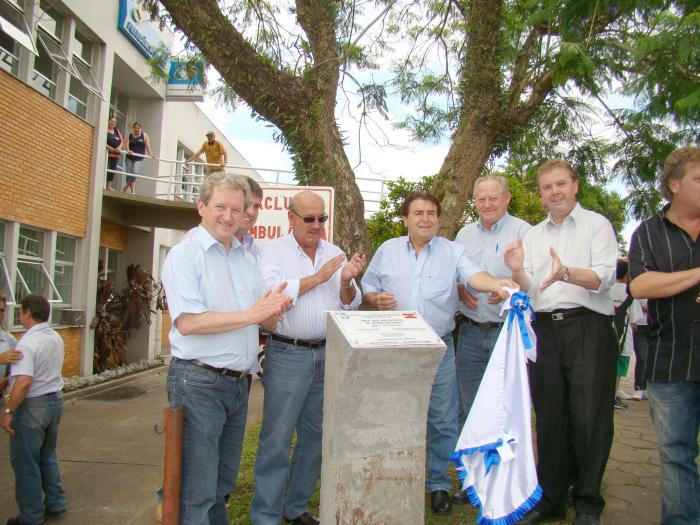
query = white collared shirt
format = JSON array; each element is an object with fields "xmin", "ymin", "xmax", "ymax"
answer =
[
  {"xmin": 10, "ymin": 322, "xmax": 64, "ymax": 397},
  {"xmin": 522, "ymin": 203, "xmax": 617, "ymax": 314},
  {"xmin": 258, "ymin": 234, "xmax": 362, "ymax": 339}
]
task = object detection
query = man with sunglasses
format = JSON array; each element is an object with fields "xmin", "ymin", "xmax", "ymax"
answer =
[{"xmin": 251, "ymin": 191, "xmax": 366, "ymax": 525}]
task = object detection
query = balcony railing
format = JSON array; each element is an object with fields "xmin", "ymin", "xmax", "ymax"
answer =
[{"xmin": 105, "ymin": 154, "xmax": 389, "ymax": 217}]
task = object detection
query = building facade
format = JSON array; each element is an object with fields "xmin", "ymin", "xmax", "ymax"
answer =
[{"xmin": 0, "ymin": 0, "xmax": 261, "ymax": 376}]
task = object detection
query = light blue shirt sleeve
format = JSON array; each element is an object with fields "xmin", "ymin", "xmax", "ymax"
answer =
[
  {"xmin": 455, "ymin": 246, "xmax": 482, "ymax": 287},
  {"xmin": 360, "ymin": 244, "xmax": 385, "ymax": 294},
  {"xmin": 161, "ymin": 244, "xmax": 208, "ymax": 322}
]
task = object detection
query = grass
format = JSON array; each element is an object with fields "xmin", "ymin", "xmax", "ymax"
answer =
[{"xmin": 225, "ymin": 423, "xmax": 576, "ymax": 524}]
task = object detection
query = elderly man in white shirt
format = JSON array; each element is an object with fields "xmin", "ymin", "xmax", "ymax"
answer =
[
  {"xmin": 251, "ymin": 191, "xmax": 366, "ymax": 525},
  {"xmin": 2, "ymin": 294, "xmax": 67, "ymax": 525},
  {"xmin": 504, "ymin": 159, "xmax": 617, "ymax": 525}
]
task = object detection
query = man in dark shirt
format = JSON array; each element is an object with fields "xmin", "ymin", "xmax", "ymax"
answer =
[{"xmin": 628, "ymin": 146, "xmax": 700, "ymax": 525}]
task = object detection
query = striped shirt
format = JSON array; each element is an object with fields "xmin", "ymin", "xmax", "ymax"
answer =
[
  {"xmin": 258, "ymin": 234, "xmax": 362, "ymax": 339},
  {"xmin": 628, "ymin": 205, "xmax": 700, "ymax": 382}
]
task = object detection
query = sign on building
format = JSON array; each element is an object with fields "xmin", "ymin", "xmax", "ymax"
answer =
[
  {"xmin": 117, "ymin": 0, "xmax": 166, "ymax": 59},
  {"xmin": 166, "ymin": 59, "xmax": 205, "ymax": 101}
]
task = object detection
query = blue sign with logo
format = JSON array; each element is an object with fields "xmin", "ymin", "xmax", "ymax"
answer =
[
  {"xmin": 117, "ymin": 0, "xmax": 166, "ymax": 59},
  {"xmin": 166, "ymin": 59, "xmax": 205, "ymax": 101}
]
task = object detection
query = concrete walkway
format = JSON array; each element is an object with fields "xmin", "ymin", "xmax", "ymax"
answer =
[{"xmin": 0, "ymin": 362, "xmax": 679, "ymax": 525}]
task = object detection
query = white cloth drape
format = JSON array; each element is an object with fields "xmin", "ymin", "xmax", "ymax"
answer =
[{"xmin": 452, "ymin": 290, "xmax": 541, "ymax": 525}]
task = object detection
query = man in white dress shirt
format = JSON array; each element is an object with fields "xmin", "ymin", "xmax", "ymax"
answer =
[
  {"xmin": 251, "ymin": 191, "xmax": 366, "ymax": 525},
  {"xmin": 504, "ymin": 160, "xmax": 617, "ymax": 525}
]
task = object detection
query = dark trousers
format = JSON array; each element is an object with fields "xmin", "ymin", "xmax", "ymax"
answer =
[
  {"xmin": 632, "ymin": 328, "xmax": 649, "ymax": 391},
  {"xmin": 530, "ymin": 310, "xmax": 617, "ymax": 517}
]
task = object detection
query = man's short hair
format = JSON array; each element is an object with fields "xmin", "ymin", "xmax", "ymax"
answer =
[
  {"xmin": 20, "ymin": 294, "xmax": 50, "ymax": 323},
  {"xmin": 245, "ymin": 176, "xmax": 264, "ymax": 199},
  {"xmin": 199, "ymin": 172, "xmax": 250, "ymax": 207},
  {"xmin": 660, "ymin": 146, "xmax": 700, "ymax": 201},
  {"xmin": 537, "ymin": 159, "xmax": 577, "ymax": 182},
  {"xmin": 473, "ymin": 175, "xmax": 510, "ymax": 195},
  {"xmin": 616, "ymin": 259, "xmax": 629, "ymax": 280},
  {"xmin": 401, "ymin": 192, "xmax": 441, "ymax": 217}
]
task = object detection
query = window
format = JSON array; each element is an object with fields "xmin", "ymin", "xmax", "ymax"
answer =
[
  {"xmin": 31, "ymin": 36, "xmax": 56, "ymax": 98},
  {"xmin": 36, "ymin": 27, "xmax": 76, "ymax": 77},
  {"xmin": 0, "ymin": 0, "xmax": 37, "ymax": 76},
  {"xmin": 99, "ymin": 247, "xmax": 121, "ymax": 284},
  {"xmin": 15, "ymin": 226, "xmax": 61, "ymax": 304},
  {"xmin": 68, "ymin": 75, "xmax": 87, "ymax": 118},
  {"xmin": 0, "ymin": 222, "xmax": 15, "ymax": 303},
  {"xmin": 35, "ymin": 0, "xmax": 62, "ymax": 41},
  {"xmin": 72, "ymin": 54, "xmax": 104, "ymax": 100},
  {"xmin": 109, "ymin": 87, "xmax": 129, "ymax": 132},
  {"xmin": 54, "ymin": 234, "xmax": 75, "ymax": 305},
  {"xmin": 73, "ymin": 29, "xmax": 91, "ymax": 64}
]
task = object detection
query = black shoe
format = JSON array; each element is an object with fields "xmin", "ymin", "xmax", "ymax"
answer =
[
  {"xmin": 513, "ymin": 508, "xmax": 566, "ymax": 524},
  {"xmin": 285, "ymin": 513, "xmax": 320, "ymax": 525},
  {"xmin": 452, "ymin": 488, "xmax": 469, "ymax": 505},
  {"xmin": 430, "ymin": 490, "xmax": 452, "ymax": 515},
  {"xmin": 45, "ymin": 509, "xmax": 66, "ymax": 517},
  {"xmin": 7, "ymin": 518, "xmax": 43, "ymax": 525},
  {"xmin": 573, "ymin": 514, "xmax": 599, "ymax": 525}
]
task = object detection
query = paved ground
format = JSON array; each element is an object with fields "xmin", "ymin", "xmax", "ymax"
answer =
[
  {"xmin": 0, "ymin": 368, "xmax": 264, "ymax": 525},
  {"xmin": 0, "ymin": 356, "xmax": 692, "ymax": 525}
]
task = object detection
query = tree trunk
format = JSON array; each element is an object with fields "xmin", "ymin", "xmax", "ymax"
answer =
[
  {"xmin": 291, "ymin": 104, "xmax": 372, "ymax": 256},
  {"xmin": 432, "ymin": 122, "xmax": 497, "ymax": 239}
]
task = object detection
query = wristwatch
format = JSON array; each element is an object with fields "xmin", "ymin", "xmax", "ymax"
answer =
[{"xmin": 561, "ymin": 266, "xmax": 571, "ymax": 282}]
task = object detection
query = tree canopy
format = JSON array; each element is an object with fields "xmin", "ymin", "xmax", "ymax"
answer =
[{"xmin": 145, "ymin": 0, "xmax": 699, "ymax": 254}]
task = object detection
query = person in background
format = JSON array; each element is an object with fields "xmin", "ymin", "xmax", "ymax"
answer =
[
  {"xmin": 236, "ymin": 177, "xmax": 264, "ymax": 258},
  {"xmin": 0, "ymin": 293, "xmax": 21, "ymax": 395},
  {"xmin": 2, "ymin": 294, "xmax": 67, "ymax": 525},
  {"xmin": 105, "ymin": 116, "xmax": 123, "ymax": 190},
  {"xmin": 611, "ymin": 259, "xmax": 634, "ymax": 409},
  {"xmin": 123, "ymin": 121, "xmax": 153, "ymax": 194},
  {"xmin": 629, "ymin": 297, "xmax": 649, "ymax": 401},
  {"xmin": 186, "ymin": 131, "xmax": 228, "ymax": 175},
  {"xmin": 628, "ymin": 146, "xmax": 700, "ymax": 525}
]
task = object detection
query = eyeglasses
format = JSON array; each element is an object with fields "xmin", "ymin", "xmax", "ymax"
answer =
[
  {"xmin": 0, "ymin": 308, "xmax": 5, "ymax": 313},
  {"xmin": 291, "ymin": 210, "xmax": 329, "ymax": 224}
]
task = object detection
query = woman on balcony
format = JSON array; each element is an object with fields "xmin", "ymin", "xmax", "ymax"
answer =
[
  {"xmin": 106, "ymin": 116, "xmax": 123, "ymax": 191},
  {"xmin": 123, "ymin": 121, "xmax": 153, "ymax": 194}
]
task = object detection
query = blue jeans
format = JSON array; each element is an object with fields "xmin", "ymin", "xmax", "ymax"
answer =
[
  {"xmin": 167, "ymin": 358, "xmax": 249, "ymax": 525},
  {"xmin": 647, "ymin": 381, "xmax": 700, "ymax": 525},
  {"xmin": 455, "ymin": 321, "xmax": 500, "ymax": 428},
  {"xmin": 250, "ymin": 338, "xmax": 325, "ymax": 524},
  {"xmin": 10, "ymin": 392, "xmax": 66, "ymax": 524},
  {"xmin": 426, "ymin": 335, "xmax": 459, "ymax": 492}
]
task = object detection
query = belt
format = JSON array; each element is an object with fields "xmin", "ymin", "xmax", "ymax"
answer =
[
  {"xmin": 269, "ymin": 333, "xmax": 326, "ymax": 348},
  {"xmin": 179, "ymin": 358, "xmax": 245, "ymax": 378},
  {"xmin": 462, "ymin": 316, "xmax": 503, "ymax": 330},
  {"xmin": 537, "ymin": 306, "xmax": 592, "ymax": 322}
]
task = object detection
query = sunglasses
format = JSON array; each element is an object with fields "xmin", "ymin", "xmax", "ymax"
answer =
[{"xmin": 292, "ymin": 210, "xmax": 329, "ymax": 224}]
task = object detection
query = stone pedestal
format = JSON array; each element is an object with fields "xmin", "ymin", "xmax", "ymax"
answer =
[{"xmin": 320, "ymin": 311, "xmax": 446, "ymax": 525}]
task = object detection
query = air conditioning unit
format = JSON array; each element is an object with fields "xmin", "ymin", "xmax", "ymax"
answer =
[{"xmin": 60, "ymin": 309, "xmax": 85, "ymax": 327}]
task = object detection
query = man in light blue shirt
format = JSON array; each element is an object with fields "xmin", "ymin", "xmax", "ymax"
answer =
[
  {"xmin": 161, "ymin": 172, "xmax": 292, "ymax": 524},
  {"xmin": 251, "ymin": 190, "xmax": 366, "ymax": 525},
  {"xmin": 362, "ymin": 191, "xmax": 516, "ymax": 516},
  {"xmin": 453, "ymin": 176, "xmax": 531, "ymax": 447},
  {"xmin": 2, "ymin": 294, "xmax": 66, "ymax": 525}
]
